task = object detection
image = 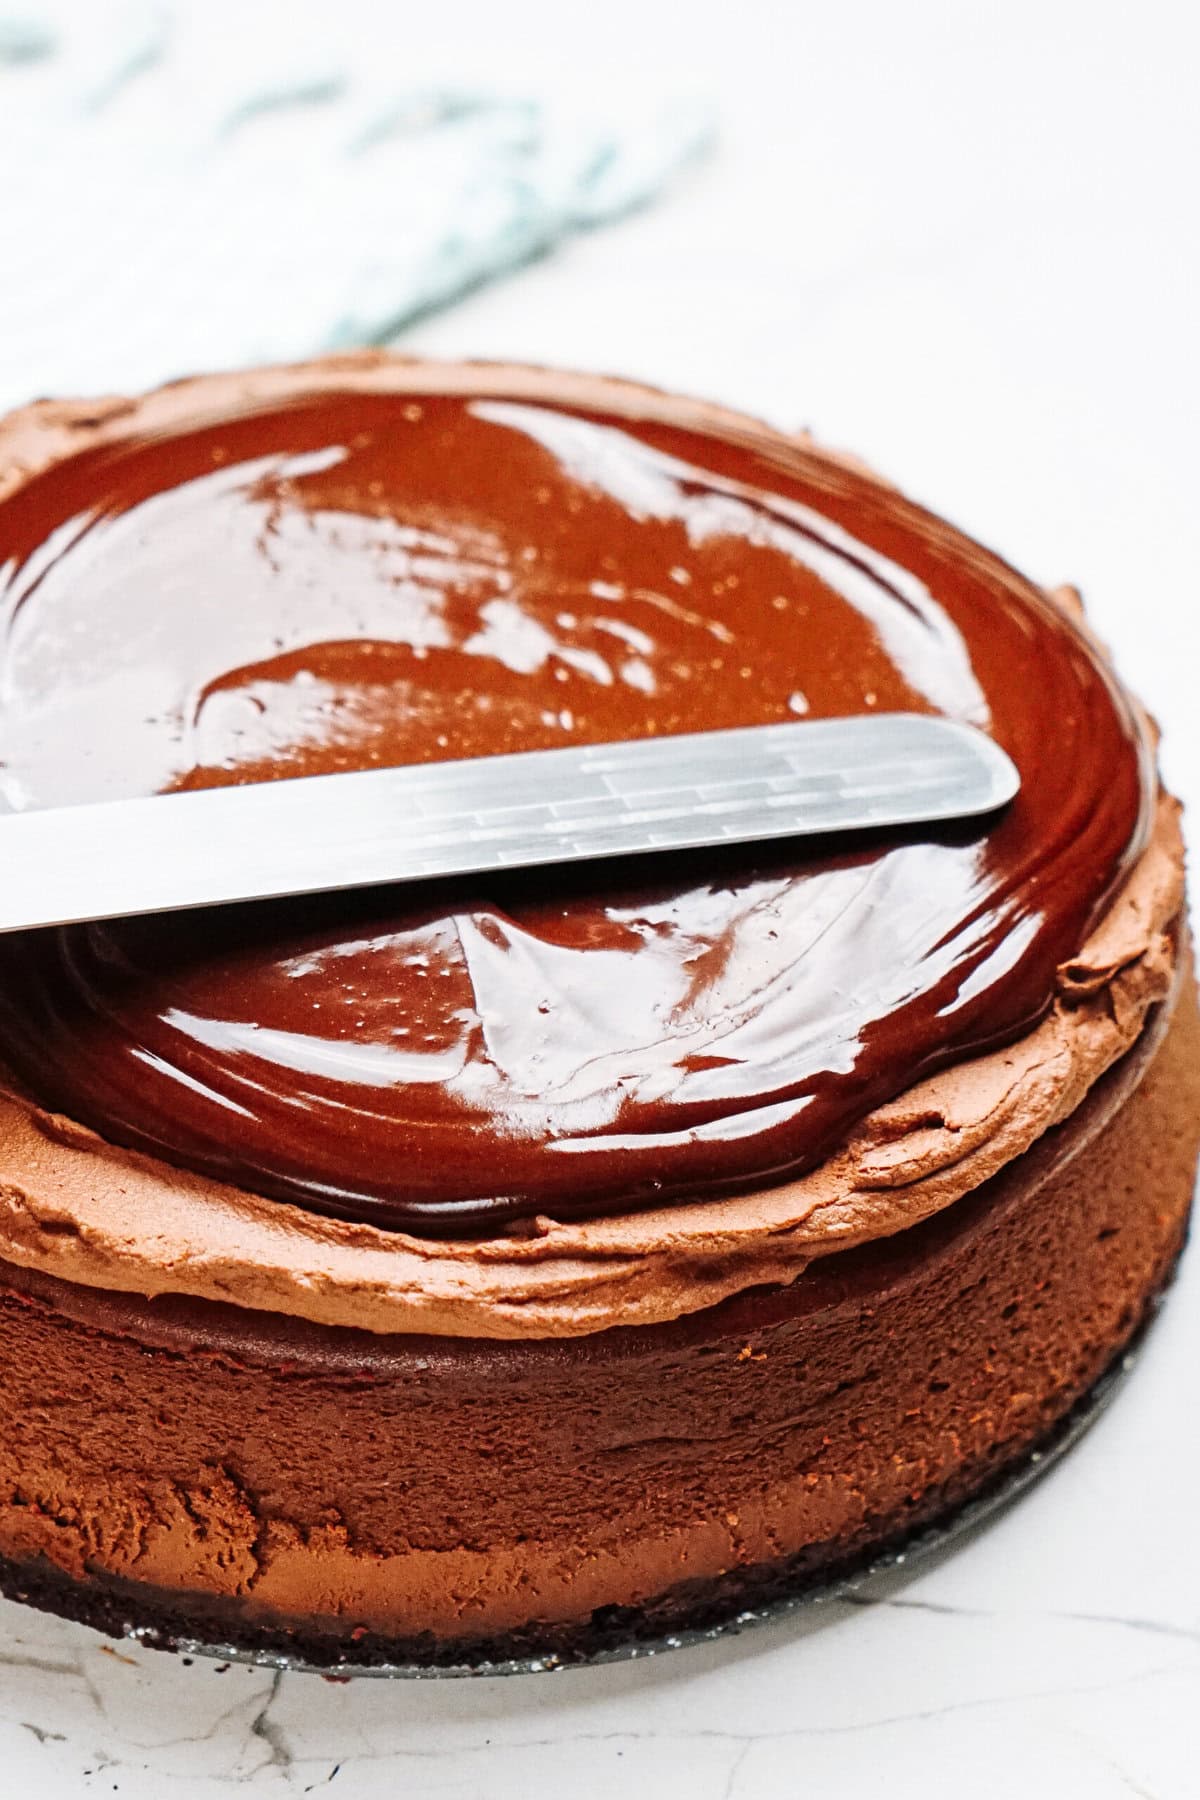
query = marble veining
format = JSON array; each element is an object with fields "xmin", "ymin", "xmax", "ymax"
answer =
[{"xmin": 0, "ymin": 1558, "xmax": 1198, "ymax": 1797}]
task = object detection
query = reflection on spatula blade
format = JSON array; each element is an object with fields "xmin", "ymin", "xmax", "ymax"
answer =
[{"xmin": 0, "ymin": 713, "xmax": 1018, "ymax": 933}]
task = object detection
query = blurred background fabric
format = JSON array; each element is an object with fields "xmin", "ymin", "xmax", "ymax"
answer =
[{"xmin": 0, "ymin": 2, "xmax": 712, "ymax": 412}]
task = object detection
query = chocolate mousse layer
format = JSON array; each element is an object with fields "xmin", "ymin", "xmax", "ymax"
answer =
[
  {"xmin": 0, "ymin": 954, "xmax": 1195, "ymax": 1665},
  {"xmin": 0, "ymin": 363, "xmax": 1153, "ymax": 1236}
]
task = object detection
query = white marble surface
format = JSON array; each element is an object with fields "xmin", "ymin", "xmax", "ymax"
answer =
[{"xmin": 1, "ymin": 1, "xmax": 1198, "ymax": 1793}]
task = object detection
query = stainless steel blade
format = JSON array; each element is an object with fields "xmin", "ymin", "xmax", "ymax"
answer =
[{"xmin": 0, "ymin": 714, "xmax": 1018, "ymax": 933}]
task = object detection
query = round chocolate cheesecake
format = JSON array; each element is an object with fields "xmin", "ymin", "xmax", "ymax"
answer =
[{"xmin": 0, "ymin": 357, "xmax": 1194, "ymax": 1668}]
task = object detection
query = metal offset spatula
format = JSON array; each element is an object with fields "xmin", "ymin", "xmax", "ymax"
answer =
[{"xmin": 0, "ymin": 714, "xmax": 1018, "ymax": 933}]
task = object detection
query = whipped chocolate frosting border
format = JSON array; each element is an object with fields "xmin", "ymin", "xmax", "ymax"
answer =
[{"xmin": 0, "ymin": 355, "xmax": 1182, "ymax": 1339}]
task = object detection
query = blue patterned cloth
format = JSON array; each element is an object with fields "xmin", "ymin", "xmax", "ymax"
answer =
[{"xmin": 0, "ymin": 5, "xmax": 713, "ymax": 410}]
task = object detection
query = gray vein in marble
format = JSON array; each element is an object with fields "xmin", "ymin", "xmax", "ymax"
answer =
[
  {"xmin": 249, "ymin": 1671, "xmax": 292, "ymax": 1779},
  {"xmin": 200, "ymin": 1658, "xmax": 1190, "ymax": 1775},
  {"xmin": 1101, "ymin": 1757, "xmax": 1159, "ymax": 1800},
  {"xmin": 0, "ymin": 1649, "xmax": 79, "ymax": 1677},
  {"xmin": 1062, "ymin": 1729, "xmax": 1162, "ymax": 1800},
  {"xmin": 844, "ymin": 1592, "xmax": 1200, "ymax": 1644},
  {"xmin": 0, "ymin": 1623, "xmax": 1191, "ymax": 1796},
  {"xmin": 720, "ymin": 1740, "xmax": 753, "ymax": 1800},
  {"xmin": 1059, "ymin": 1610, "xmax": 1200, "ymax": 1645},
  {"xmin": 301, "ymin": 1764, "xmax": 341, "ymax": 1793},
  {"xmin": 73, "ymin": 1647, "xmax": 107, "ymax": 1722},
  {"xmin": 120, "ymin": 1676, "xmax": 283, "ymax": 1758}
]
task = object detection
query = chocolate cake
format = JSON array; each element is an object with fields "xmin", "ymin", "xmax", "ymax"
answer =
[{"xmin": 0, "ymin": 356, "xmax": 1194, "ymax": 1668}]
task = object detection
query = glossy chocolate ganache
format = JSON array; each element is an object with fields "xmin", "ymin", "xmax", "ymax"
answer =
[{"xmin": 0, "ymin": 377, "xmax": 1152, "ymax": 1237}]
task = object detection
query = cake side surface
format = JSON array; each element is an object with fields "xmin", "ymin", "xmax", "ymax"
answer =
[{"xmin": 0, "ymin": 962, "xmax": 1194, "ymax": 1663}]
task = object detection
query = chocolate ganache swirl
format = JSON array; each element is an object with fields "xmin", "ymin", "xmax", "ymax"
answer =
[{"xmin": 0, "ymin": 374, "xmax": 1152, "ymax": 1236}]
